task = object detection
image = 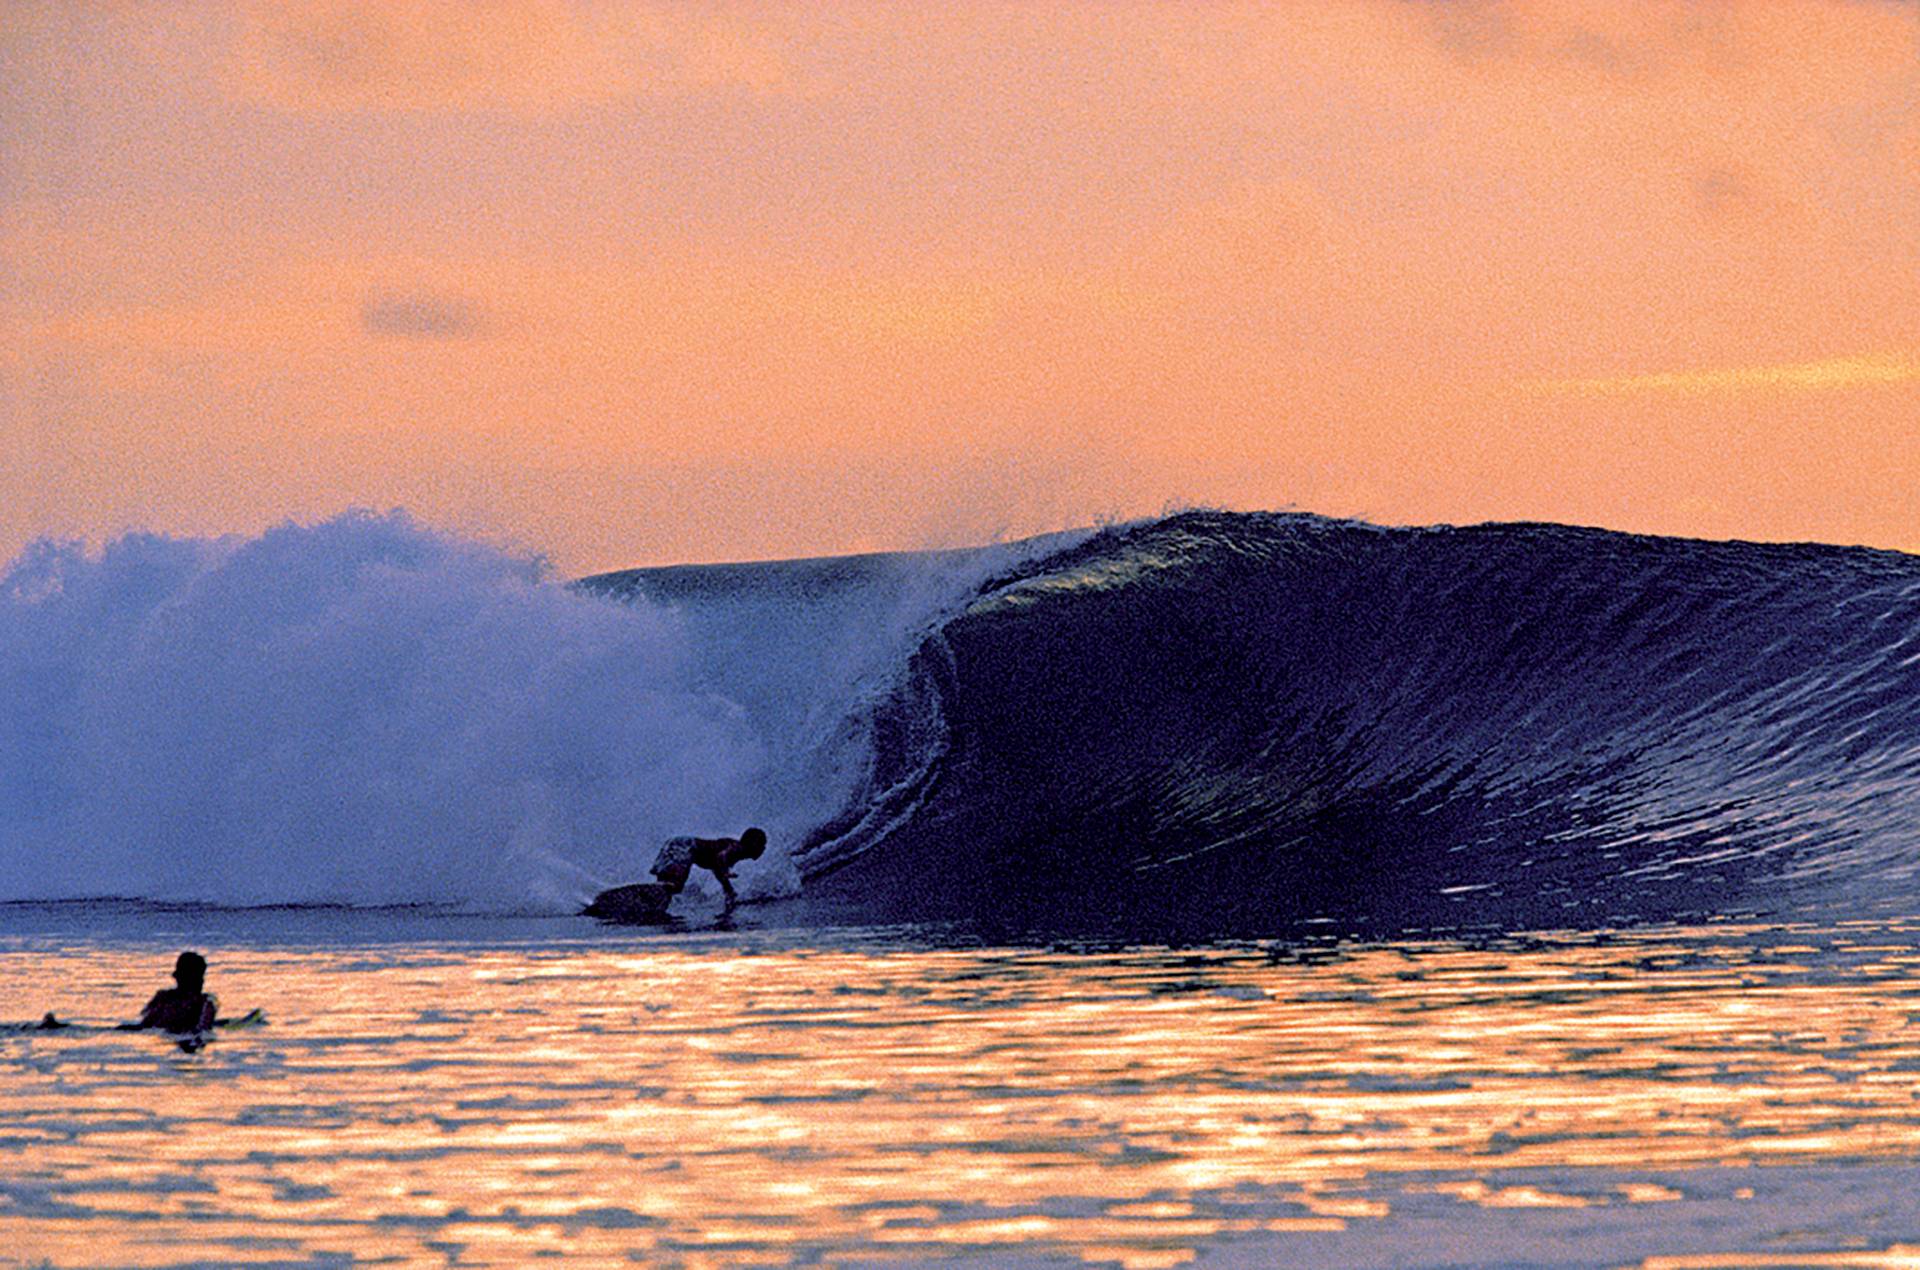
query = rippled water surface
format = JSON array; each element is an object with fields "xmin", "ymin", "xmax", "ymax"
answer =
[{"xmin": 5, "ymin": 912, "xmax": 1920, "ymax": 1268}]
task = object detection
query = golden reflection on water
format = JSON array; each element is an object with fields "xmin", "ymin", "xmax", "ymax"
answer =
[{"xmin": 3, "ymin": 922, "xmax": 1920, "ymax": 1267}]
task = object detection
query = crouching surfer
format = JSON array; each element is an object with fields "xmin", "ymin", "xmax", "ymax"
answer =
[
  {"xmin": 583, "ymin": 828, "xmax": 768, "ymax": 921},
  {"xmin": 652, "ymin": 828, "xmax": 768, "ymax": 908}
]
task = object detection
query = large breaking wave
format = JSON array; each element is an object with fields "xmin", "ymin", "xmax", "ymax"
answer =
[
  {"xmin": 790, "ymin": 512, "xmax": 1920, "ymax": 931},
  {"xmin": 5, "ymin": 508, "xmax": 1918, "ymax": 930}
]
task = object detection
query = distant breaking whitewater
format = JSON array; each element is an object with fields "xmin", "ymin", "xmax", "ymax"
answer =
[{"xmin": 4, "ymin": 509, "xmax": 1919, "ymax": 932}]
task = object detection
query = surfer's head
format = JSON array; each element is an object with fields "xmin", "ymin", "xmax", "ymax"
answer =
[
  {"xmin": 173, "ymin": 951, "xmax": 207, "ymax": 992},
  {"xmin": 740, "ymin": 827, "xmax": 768, "ymax": 858}
]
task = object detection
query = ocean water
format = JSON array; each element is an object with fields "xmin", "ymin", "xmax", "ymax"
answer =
[
  {"xmin": 5, "ymin": 910, "xmax": 1920, "ymax": 1268},
  {"xmin": 5, "ymin": 508, "xmax": 1920, "ymax": 1265}
]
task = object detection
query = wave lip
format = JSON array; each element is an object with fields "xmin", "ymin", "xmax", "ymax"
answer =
[{"xmin": 799, "ymin": 512, "xmax": 1920, "ymax": 931}]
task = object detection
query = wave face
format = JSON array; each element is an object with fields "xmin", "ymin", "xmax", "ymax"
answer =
[
  {"xmin": 797, "ymin": 512, "xmax": 1920, "ymax": 932},
  {"xmin": 0, "ymin": 512, "xmax": 1021, "ymax": 909}
]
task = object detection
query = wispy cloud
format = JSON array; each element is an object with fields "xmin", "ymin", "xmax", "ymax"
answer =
[
  {"xmin": 361, "ymin": 290, "xmax": 486, "ymax": 341},
  {"xmin": 1414, "ymin": 1, "xmax": 1737, "ymax": 77},
  {"xmin": 229, "ymin": 2, "xmax": 797, "ymax": 113},
  {"xmin": 1521, "ymin": 351, "xmax": 1920, "ymax": 398}
]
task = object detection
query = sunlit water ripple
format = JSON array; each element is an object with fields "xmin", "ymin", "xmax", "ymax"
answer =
[{"xmin": 4, "ymin": 912, "xmax": 1920, "ymax": 1268}]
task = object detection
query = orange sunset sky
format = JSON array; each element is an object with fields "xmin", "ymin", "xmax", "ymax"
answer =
[{"xmin": 3, "ymin": 2, "xmax": 1917, "ymax": 571}]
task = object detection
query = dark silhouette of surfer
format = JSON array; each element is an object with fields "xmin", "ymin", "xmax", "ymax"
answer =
[
  {"xmin": 130, "ymin": 951, "xmax": 218, "ymax": 1034},
  {"xmin": 21, "ymin": 951, "xmax": 257, "ymax": 1039},
  {"xmin": 582, "ymin": 828, "xmax": 769, "ymax": 921},
  {"xmin": 652, "ymin": 828, "xmax": 768, "ymax": 907}
]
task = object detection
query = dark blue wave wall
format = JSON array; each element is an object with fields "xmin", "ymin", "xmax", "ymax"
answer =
[{"xmin": 797, "ymin": 512, "xmax": 1920, "ymax": 933}]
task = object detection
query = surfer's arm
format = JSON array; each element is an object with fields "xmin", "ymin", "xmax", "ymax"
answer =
[
  {"xmin": 129, "ymin": 992, "xmax": 165, "ymax": 1030},
  {"xmin": 197, "ymin": 996, "xmax": 218, "ymax": 1032}
]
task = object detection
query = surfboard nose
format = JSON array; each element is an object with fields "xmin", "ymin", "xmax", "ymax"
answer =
[{"xmin": 582, "ymin": 882, "xmax": 678, "ymax": 922}]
